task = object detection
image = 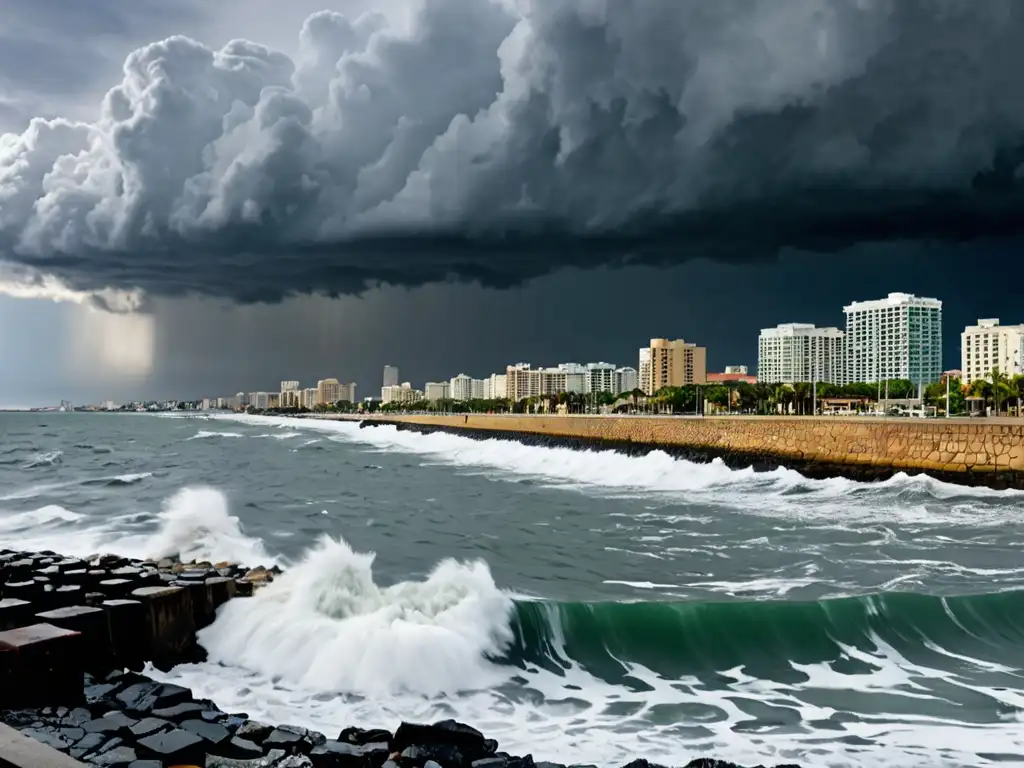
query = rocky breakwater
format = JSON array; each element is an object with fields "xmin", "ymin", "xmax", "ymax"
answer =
[{"xmin": 1, "ymin": 547, "xmax": 799, "ymax": 768}]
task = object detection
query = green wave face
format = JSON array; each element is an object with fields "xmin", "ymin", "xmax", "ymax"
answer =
[{"xmin": 502, "ymin": 591, "xmax": 1024, "ymax": 686}]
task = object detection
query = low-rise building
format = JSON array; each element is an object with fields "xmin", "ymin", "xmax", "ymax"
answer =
[{"xmin": 382, "ymin": 383, "xmax": 423, "ymax": 404}]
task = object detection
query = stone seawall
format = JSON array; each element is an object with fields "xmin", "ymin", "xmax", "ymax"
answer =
[{"xmin": 361, "ymin": 415, "xmax": 1024, "ymax": 489}]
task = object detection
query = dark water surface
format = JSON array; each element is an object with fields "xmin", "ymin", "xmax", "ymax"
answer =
[{"xmin": 2, "ymin": 412, "xmax": 1023, "ymax": 767}]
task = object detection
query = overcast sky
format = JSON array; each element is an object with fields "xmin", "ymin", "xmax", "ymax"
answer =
[{"xmin": 2, "ymin": 0, "xmax": 1023, "ymax": 406}]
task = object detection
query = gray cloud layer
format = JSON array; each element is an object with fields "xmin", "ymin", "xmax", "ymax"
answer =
[{"xmin": 2, "ymin": 0, "xmax": 1024, "ymax": 303}]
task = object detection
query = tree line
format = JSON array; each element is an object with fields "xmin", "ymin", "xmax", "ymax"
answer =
[{"xmin": 245, "ymin": 370, "xmax": 1024, "ymax": 417}]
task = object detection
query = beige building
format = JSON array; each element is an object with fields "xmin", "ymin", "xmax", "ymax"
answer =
[
  {"xmin": 640, "ymin": 338, "xmax": 707, "ymax": 393},
  {"xmin": 382, "ymin": 383, "xmax": 423, "ymax": 404},
  {"xmin": 962, "ymin": 319, "xmax": 1024, "ymax": 384}
]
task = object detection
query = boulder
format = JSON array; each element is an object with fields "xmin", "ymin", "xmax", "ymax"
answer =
[
  {"xmin": 150, "ymin": 702, "xmax": 209, "ymax": 722},
  {"xmin": 136, "ymin": 727, "xmax": 206, "ymax": 765},
  {"xmin": 181, "ymin": 718, "xmax": 232, "ymax": 748},
  {"xmin": 115, "ymin": 681, "xmax": 191, "ymax": 714},
  {"xmin": 235, "ymin": 720, "xmax": 274, "ymax": 744},
  {"xmin": 393, "ymin": 720, "xmax": 492, "ymax": 762},
  {"xmin": 90, "ymin": 745, "xmax": 139, "ymax": 766},
  {"xmin": 338, "ymin": 728, "xmax": 393, "ymax": 748},
  {"xmin": 309, "ymin": 740, "xmax": 365, "ymax": 768},
  {"xmin": 263, "ymin": 728, "xmax": 310, "ymax": 753},
  {"xmin": 83, "ymin": 712, "xmax": 138, "ymax": 738},
  {"xmin": 128, "ymin": 717, "xmax": 174, "ymax": 739}
]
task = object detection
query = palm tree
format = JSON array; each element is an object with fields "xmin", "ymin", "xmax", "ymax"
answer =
[
  {"xmin": 991, "ymin": 368, "xmax": 1014, "ymax": 416},
  {"xmin": 792, "ymin": 382, "xmax": 812, "ymax": 415},
  {"xmin": 1013, "ymin": 374, "xmax": 1024, "ymax": 417}
]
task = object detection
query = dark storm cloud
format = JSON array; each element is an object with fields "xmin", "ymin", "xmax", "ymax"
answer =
[{"xmin": 3, "ymin": 0, "xmax": 1024, "ymax": 305}]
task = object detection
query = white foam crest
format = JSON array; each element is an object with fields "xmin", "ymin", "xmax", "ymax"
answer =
[
  {"xmin": 128, "ymin": 487, "xmax": 274, "ymax": 565},
  {"xmin": 198, "ymin": 535, "xmax": 514, "ymax": 697},
  {"xmin": 23, "ymin": 450, "xmax": 63, "ymax": 468},
  {"xmin": 186, "ymin": 430, "xmax": 243, "ymax": 440},
  {"xmin": 211, "ymin": 415, "xmax": 1023, "ymax": 527},
  {"xmin": 0, "ymin": 504, "xmax": 91, "ymax": 553}
]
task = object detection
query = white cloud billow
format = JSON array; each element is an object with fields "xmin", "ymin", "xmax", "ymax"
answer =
[{"xmin": 1, "ymin": 0, "xmax": 1023, "ymax": 302}]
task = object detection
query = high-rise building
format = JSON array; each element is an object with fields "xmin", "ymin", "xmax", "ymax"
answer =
[
  {"xmin": 279, "ymin": 380, "xmax": 301, "ymax": 408},
  {"xmin": 450, "ymin": 374, "xmax": 474, "ymax": 401},
  {"xmin": 337, "ymin": 383, "xmax": 357, "ymax": 403},
  {"xmin": 317, "ymin": 378, "xmax": 343, "ymax": 405},
  {"xmin": 425, "ymin": 382, "xmax": 450, "ymax": 401},
  {"xmin": 758, "ymin": 323, "xmax": 845, "ymax": 385},
  {"xmin": 613, "ymin": 367, "xmax": 639, "ymax": 394},
  {"xmin": 383, "ymin": 366, "xmax": 399, "ymax": 388},
  {"xmin": 506, "ymin": 364, "xmax": 541, "ymax": 402},
  {"xmin": 639, "ymin": 338, "xmax": 707, "ymax": 394},
  {"xmin": 962, "ymin": 319, "xmax": 1024, "ymax": 384},
  {"xmin": 301, "ymin": 388, "xmax": 318, "ymax": 409},
  {"xmin": 844, "ymin": 293, "xmax": 942, "ymax": 386},
  {"xmin": 584, "ymin": 363, "xmax": 616, "ymax": 394},
  {"xmin": 487, "ymin": 374, "xmax": 507, "ymax": 400},
  {"xmin": 638, "ymin": 349, "xmax": 651, "ymax": 395}
]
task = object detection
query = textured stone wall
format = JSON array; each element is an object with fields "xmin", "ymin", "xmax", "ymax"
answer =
[{"xmin": 363, "ymin": 415, "xmax": 1024, "ymax": 488}]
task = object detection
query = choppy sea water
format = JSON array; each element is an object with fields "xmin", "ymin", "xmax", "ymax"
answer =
[{"xmin": 2, "ymin": 412, "xmax": 1024, "ymax": 767}]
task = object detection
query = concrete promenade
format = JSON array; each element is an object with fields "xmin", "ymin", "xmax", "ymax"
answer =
[{"xmin": 344, "ymin": 413, "xmax": 1024, "ymax": 489}]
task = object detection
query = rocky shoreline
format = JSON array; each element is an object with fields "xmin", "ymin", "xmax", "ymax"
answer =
[{"xmin": 1, "ymin": 547, "xmax": 800, "ymax": 768}]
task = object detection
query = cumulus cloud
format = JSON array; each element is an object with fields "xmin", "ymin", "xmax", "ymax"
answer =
[{"xmin": 2, "ymin": 0, "xmax": 1024, "ymax": 303}]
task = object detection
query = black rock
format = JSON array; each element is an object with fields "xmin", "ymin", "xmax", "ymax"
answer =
[
  {"xmin": 338, "ymin": 727, "xmax": 393, "ymax": 748},
  {"xmin": 129, "ymin": 717, "xmax": 174, "ymax": 738},
  {"xmin": 263, "ymin": 728, "xmax": 310, "ymax": 754},
  {"xmin": 394, "ymin": 720, "xmax": 490, "ymax": 762},
  {"xmin": 136, "ymin": 727, "xmax": 206, "ymax": 765},
  {"xmin": 90, "ymin": 745, "xmax": 139, "ymax": 766},
  {"xmin": 277, "ymin": 756, "xmax": 316, "ymax": 768},
  {"xmin": 117, "ymin": 682, "xmax": 192, "ymax": 714},
  {"xmin": 309, "ymin": 740, "xmax": 365, "ymax": 768},
  {"xmin": 182, "ymin": 718, "xmax": 232, "ymax": 747},
  {"xmin": 71, "ymin": 732, "xmax": 109, "ymax": 759},
  {"xmin": 86, "ymin": 683, "xmax": 120, "ymax": 706},
  {"xmin": 83, "ymin": 712, "xmax": 138, "ymax": 737},
  {"xmin": 473, "ymin": 759, "xmax": 508, "ymax": 768},
  {"xmin": 235, "ymin": 720, "xmax": 275, "ymax": 744},
  {"xmin": 278, "ymin": 724, "xmax": 327, "ymax": 746},
  {"xmin": 218, "ymin": 735, "xmax": 265, "ymax": 760},
  {"xmin": 151, "ymin": 702, "xmax": 208, "ymax": 721},
  {"xmin": 63, "ymin": 707, "xmax": 94, "ymax": 727},
  {"xmin": 359, "ymin": 742, "xmax": 391, "ymax": 767},
  {"xmin": 59, "ymin": 726, "xmax": 87, "ymax": 744},
  {"xmin": 127, "ymin": 762, "xmax": 162, "ymax": 768},
  {"xmin": 506, "ymin": 757, "xmax": 535, "ymax": 768}
]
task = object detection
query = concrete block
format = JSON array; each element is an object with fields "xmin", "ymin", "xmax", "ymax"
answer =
[
  {"xmin": 0, "ymin": 623, "xmax": 84, "ymax": 708},
  {"xmin": 171, "ymin": 579, "xmax": 215, "ymax": 629},
  {"xmin": 102, "ymin": 599, "xmax": 147, "ymax": 671},
  {"xmin": 131, "ymin": 586, "xmax": 195, "ymax": 664},
  {"xmin": 205, "ymin": 576, "xmax": 237, "ymax": 611},
  {"xmin": 36, "ymin": 605, "xmax": 112, "ymax": 671},
  {"xmin": 0, "ymin": 597, "xmax": 32, "ymax": 631}
]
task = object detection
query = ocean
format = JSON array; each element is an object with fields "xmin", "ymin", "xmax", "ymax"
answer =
[{"xmin": 1, "ymin": 412, "xmax": 1023, "ymax": 767}]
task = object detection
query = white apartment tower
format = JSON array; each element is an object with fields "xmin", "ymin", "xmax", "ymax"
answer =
[
  {"xmin": 843, "ymin": 293, "xmax": 942, "ymax": 386},
  {"xmin": 962, "ymin": 319, "xmax": 1024, "ymax": 384},
  {"xmin": 758, "ymin": 324, "xmax": 845, "ymax": 385},
  {"xmin": 383, "ymin": 366, "xmax": 399, "ymax": 388}
]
